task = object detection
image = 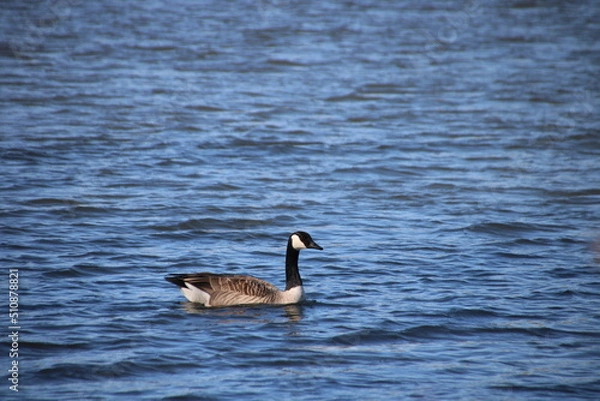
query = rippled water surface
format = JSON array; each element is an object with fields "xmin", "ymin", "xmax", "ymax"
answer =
[{"xmin": 2, "ymin": 0, "xmax": 600, "ymax": 400}]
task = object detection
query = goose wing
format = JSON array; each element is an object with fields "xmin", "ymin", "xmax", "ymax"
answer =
[{"xmin": 166, "ymin": 273, "xmax": 281, "ymax": 306}]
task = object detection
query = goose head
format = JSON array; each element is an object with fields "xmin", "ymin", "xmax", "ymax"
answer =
[{"xmin": 290, "ymin": 231, "xmax": 323, "ymax": 251}]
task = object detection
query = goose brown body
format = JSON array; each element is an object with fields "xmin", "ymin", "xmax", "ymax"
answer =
[{"xmin": 165, "ymin": 273, "xmax": 290, "ymax": 306}]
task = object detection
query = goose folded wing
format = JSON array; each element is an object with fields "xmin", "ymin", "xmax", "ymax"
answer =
[
  {"xmin": 217, "ymin": 275, "xmax": 280, "ymax": 305},
  {"xmin": 184, "ymin": 273, "xmax": 279, "ymax": 297}
]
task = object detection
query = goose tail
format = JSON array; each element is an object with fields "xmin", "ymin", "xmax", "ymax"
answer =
[{"xmin": 165, "ymin": 274, "xmax": 187, "ymax": 288}]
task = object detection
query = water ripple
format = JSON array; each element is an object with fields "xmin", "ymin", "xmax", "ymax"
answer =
[{"xmin": 2, "ymin": 0, "xmax": 599, "ymax": 400}]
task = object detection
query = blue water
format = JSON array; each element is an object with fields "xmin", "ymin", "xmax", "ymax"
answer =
[{"xmin": 2, "ymin": 0, "xmax": 600, "ymax": 400}]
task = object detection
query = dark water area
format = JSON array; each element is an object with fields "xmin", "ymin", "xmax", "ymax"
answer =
[{"xmin": 1, "ymin": 0, "xmax": 600, "ymax": 400}]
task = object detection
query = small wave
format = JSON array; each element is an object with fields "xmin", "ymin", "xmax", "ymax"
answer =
[
  {"xmin": 445, "ymin": 307, "xmax": 499, "ymax": 318},
  {"xmin": 149, "ymin": 216, "xmax": 280, "ymax": 233},
  {"xmin": 329, "ymin": 321, "xmax": 578, "ymax": 346},
  {"xmin": 466, "ymin": 221, "xmax": 561, "ymax": 236},
  {"xmin": 490, "ymin": 382, "xmax": 600, "ymax": 398},
  {"xmin": 25, "ymin": 197, "xmax": 76, "ymax": 206},
  {"xmin": 129, "ymin": 44, "xmax": 177, "ymax": 52},
  {"xmin": 330, "ymin": 328, "xmax": 402, "ymax": 346},
  {"xmin": 185, "ymin": 104, "xmax": 227, "ymax": 112},
  {"xmin": 42, "ymin": 263, "xmax": 113, "ymax": 278},
  {"xmin": 398, "ymin": 324, "xmax": 458, "ymax": 340},
  {"xmin": 35, "ymin": 360, "xmax": 142, "ymax": 381},
  {"xmin": 21, "ymin": 339, "xmax": 90, "ymax": 352},
  {"xmin": 325, "ymin": 92, "xmax": 375, "ymax": 102},
  {"xmin": 33, "ymin": 353, "xmax": 196, "ymax": 382},
  {"xmin": 493, "ymin": 251, "xmax": 544, "ymax": 259},
  {"xmin": 267, "ymin": 58, "xmax": 307, "ymax": 67}
]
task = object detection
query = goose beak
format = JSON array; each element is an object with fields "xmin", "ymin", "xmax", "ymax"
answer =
[{"xmin": 308, "ymin": 241, "xmax": 323, "ymax": 250}]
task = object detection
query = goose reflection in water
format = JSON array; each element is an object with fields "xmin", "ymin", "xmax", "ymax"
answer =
[{"xmin": 180, "ymin": 303, "xmax": 304, "ymax": 323}]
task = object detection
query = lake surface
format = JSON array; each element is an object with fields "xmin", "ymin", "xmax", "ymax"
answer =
[{"xmin": 1, "ymin": 0, "xmax": 599, "ymax": 400}]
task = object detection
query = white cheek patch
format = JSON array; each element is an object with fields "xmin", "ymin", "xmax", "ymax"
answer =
[{"xmin": 291, "ymin": 234, "xmax": 307, "ymax": 250}]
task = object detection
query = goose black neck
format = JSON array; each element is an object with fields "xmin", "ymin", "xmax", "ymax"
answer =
[{"xmin": 285, "ymin": 240, "xmax": 302, "ymax": 290}]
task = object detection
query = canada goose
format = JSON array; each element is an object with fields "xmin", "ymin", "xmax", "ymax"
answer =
[{"xmin": 165, "ymin": 231, "xmax": 323, "ymax": 307}]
